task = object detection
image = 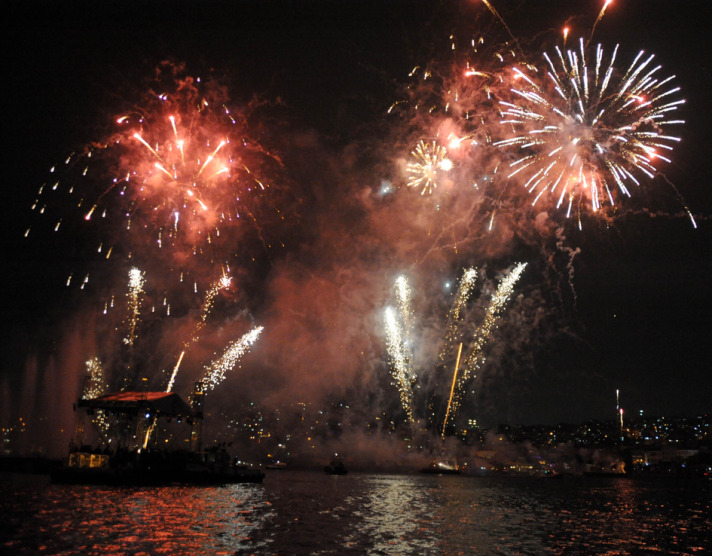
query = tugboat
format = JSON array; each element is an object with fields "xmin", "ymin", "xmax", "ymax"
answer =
[
  {"xmin": 52, "ymin": 383, "xmax": 264, "ymax": 485},
  {"xmin": 324, "ymin": 455, "xmax": 347, "ymax": 475}
]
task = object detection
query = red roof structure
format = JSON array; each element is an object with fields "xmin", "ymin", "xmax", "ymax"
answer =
[{"xmin": 78, "ymin": 391, "xmax": 194, "ymax": 417}]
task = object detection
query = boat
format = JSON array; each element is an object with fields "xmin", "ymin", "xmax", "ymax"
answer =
[
  {"xmin": 420, "ymin": 460, "xmax": 462, "ymax": 475},
  {"xmin": 52, "ymin": 386, "xmax": 264, "ymax": 485},
  {"xmin": 265, "ymin": 461, "xmax": 288, "ymax": 470},
  {"xmin": 51, "ymin": 448, "xmax": 264, "ymax": 486},
  {"xmin": 324, "ymin": 457, "xmax": 347, "ymax": 475},
  {"xmin": 583, "ymin": 461, "xmax": 627, "ymax": 477}
]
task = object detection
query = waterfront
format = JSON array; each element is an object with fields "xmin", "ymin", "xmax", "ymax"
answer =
[{"xmin": 2, "ymin": 470, "xmax": 710, "ymax": 554}]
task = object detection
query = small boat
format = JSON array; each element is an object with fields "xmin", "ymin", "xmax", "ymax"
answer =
[
  {"xmin": 420, "ymin": 460, "xmax": 461, "ymax": 475},
  {"xmin": 265, "ymin": 461, "xmax": 288, "ymax": 470},
  {"xmin": 324, "ymin": 457, "xmax": 347, "ymax": 475},
  {"xmin": 583, "ymin": 461, "xmax": 626, "ymax": 477}
]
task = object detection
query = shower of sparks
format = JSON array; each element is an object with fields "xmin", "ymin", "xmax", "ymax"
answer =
[
  {"xmin": 82, "ymin": 357, "xmax": 106, "ymax": 400},
  {"xmin": 407, "ymin": 140, "xmax": 453, "ymax": 195},
  {"xmin": 82, "ymin": 357, "xmax": 111, "ymax": 433},
  {"xmin": 495, "ymin": 39, "xmax": 684, "ymax": 219},
  {"xmin": 439, "ymin": 268, "xmax": 477, "ymax": 363},
  {"xmin": 124, "ymin": 267, "xmax": 145, "ymax": 348},
  {"xmin": 119, "ymin": 266, "xmax": 146, "ymax": 391},
  {"xmin": 395, "ymin": 275, "xmax": 414, "ymax": 342},
  {"xmin": 384, "ymin": 306, "xmax": 415, "ymax": 424},
  {"xmin": 200, "ymin": 326, "xmax": 264, "ymax": 391},
  {"xmin": 383, "ymin": 264, "xmax": 525, "ymax": 430},
  {"xmin": 451, "ymin": 262, "xmax": 526, "ymax": 414},
  {"xmin": 391, "ymin": 275, "xmax": 416, "ymax": 423}
]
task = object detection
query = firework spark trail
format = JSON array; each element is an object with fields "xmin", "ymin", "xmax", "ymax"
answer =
[
  {"xmin": 187, "ymin": 273, "xmax": 233, "ymax": 347},
  {"xmin": 480, "ymin": 0, "xmax": 523, "ymax": 59},
  {"xmin": 589, "ymin": 0, "xmax": 613, "ymax": 46},
  {"xmin": 384, "ymin": 306, "xmax": 415, "ymax": 424},
  {"xmin": 165, "ymin": 350, "xmax": 186, "ymax": 393},
  {"xmin": 495, "ymin": 39, "xmax": 685, "ymax": 222},
  {"xmin": 161, "ymin": 273, "xmax": 233, "ymax": 395},
  {"xmin": 200, "ymin": 326, "xmax": 263, "ymax": 391},
  {"xmin": 447, "ymin": 262, "xmax": 527, "ymax": 417},
  {"xmin": 407, "ymin": 140, "xmax": 453, "ymax": 195},
  {"xmin": 439, "ymin": 268, "xmax": 477, "ymax": 363}
]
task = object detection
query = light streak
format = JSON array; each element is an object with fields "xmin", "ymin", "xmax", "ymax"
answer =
[
  {"xmin": 166, "ymin": 350, "xmax": 185, "ymax": 393},
  {"xmin": 441, "ymin": 342, "xmax": 463, "ymax": 440}
]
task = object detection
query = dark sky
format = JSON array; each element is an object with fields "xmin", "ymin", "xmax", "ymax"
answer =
[{"xmin": 2, "ymin": 0, "xmax": 711, "ymax": 430}]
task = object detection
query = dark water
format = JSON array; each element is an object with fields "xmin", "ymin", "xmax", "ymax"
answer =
[{"xmin": 2, "ymin": 471, "xmax": 710, "ymax": 555}]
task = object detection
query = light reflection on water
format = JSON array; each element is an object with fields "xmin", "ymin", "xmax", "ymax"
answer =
[{"xmin": 1, "ymin": 472, "xmax": 710, "ymax": 554}]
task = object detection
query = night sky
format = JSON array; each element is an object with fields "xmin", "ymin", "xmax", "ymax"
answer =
[{"xmin": 2, "ymin": 0, "xmax": 711, "ymax": 437}]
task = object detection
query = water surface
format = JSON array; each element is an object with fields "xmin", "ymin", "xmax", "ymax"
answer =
[{"xmin": 2, "ymin": 471, "xmax": 710, "ymax": 554}]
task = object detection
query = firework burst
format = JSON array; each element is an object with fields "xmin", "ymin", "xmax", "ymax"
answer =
[
  {"xmin": 407, "ymin": 140, "xmax": 453, "ymax": 195},
  {"xmin": 27, "ymin": 68, "xmax": 283, "ymax": 305},
  {"xmin": 496, "ymin": 39, "xmax": 685, "ymax": 220}
]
